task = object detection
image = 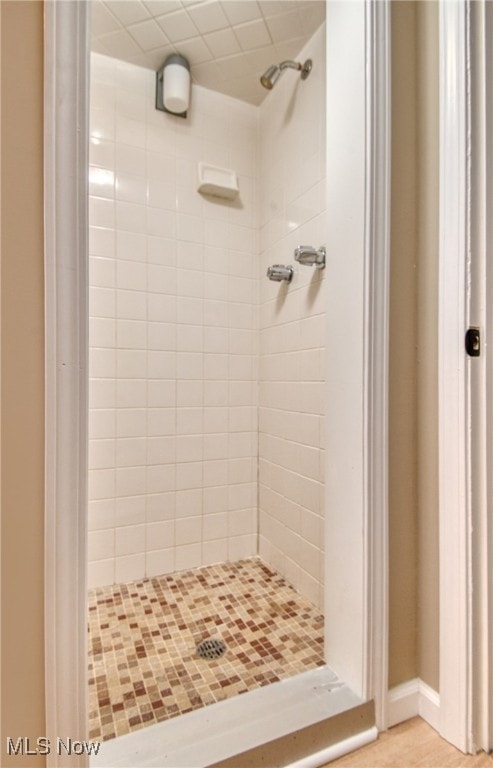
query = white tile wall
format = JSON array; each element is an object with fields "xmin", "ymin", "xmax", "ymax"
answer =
[
  {"xmin": 257, "ymin": 24, "xmax": 327, "ymax": 609},
  {"xmin": 88, "ymin": 52, "xmax": 258, "ymax": 586},
  {"xmin": 89, "ymin": 24, "xmax": 327, "ymax": 606}
]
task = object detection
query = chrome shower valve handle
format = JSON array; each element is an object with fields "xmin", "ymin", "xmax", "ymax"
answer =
[
  {"xmin": 294, "ymin": 245, "xmax": 326, "ymax": 269},
  {"xmin": 266, "ymin": 264, "xmax": 293, "ymax": 283}
]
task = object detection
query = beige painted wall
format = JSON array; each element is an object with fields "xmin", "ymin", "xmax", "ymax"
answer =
[
  {"xmin": 389, "ymin": 0, "xmax": 419, "ymax": 688},
  {"xmin": 388, "ymin": 1, "xmax": 439, "ymax": 691},
  {"xmin": 0, "ymin": 2, "xmax": 46, "ymax": 765}
]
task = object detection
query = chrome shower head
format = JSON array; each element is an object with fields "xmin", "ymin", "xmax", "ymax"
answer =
[
  {"xmin": 260, "ymin": 64, "xmax": 281, "ymax": 89},
  {"xmin": 260, "ymin": 59, "xmax": 312, "ymax": 90}
]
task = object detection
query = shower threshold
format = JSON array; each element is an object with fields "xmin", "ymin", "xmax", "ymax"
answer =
[{"xmin": 91, "ymin": 666, "xmax": 374, "ymax": 768}]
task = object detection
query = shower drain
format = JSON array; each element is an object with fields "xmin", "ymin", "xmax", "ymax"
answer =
[{"xmin": 196, "ymin": 638, "xmax": 227, "ymax": 660}]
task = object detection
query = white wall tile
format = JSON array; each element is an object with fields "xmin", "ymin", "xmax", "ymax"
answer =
[
  {"xmin": 202, "ymin": 538, "xmax": 228, "ymax": 566},
  {"xmin": 148, "ymin": 436, "xmax": 176, "ymax": 464},
  {"xmin": 175, "ymin": 516, "xmax": 202, "ymax": 546},
  {"xmin": 89, "ymin": 410, "xmax": 116, "ymax": 442},
  {"xmin": 90, "ymin": 317, "xmax": 116, "ymax": 349},
  {"xmin": 117, "ymin": 232, "xmax": 147, "ymax": 267},
  {"xmin": 116, "ymin": 379, "xmax": 147, "ymax": 408},
  {"xmin": 148, "ymin": 235, "xmax": 177, "ymax": 267},
  {"xmin": 146, "ymin": 520, "xmax": 175, "ymax": 550},
  {"xmin": 90, "ymin": 348, "xmax": 116, "ymax": 378},
  {"xmin": 175, "ymin": 488, "xmax": 202, "ymax": 518},
  {"xmin": 89, "ymin": 53, "xmax": 257, "ymax": 587},
  {"xmin": 116, "ymin": 201, "xmax": 147, "ymax": 233},
  {"xmin": 146, "ymin": 464, "xmax": 175, "ymax": 493},
  {"xmin": 203, "ymin": 485, "xmax": 229, "ymax": 514},
  {"xmin": 116, "ymin": 466, "xmax": 147, "ymax": 497},
  {"xmin": 89, "ymin": 438, "xmax": 116, "ymax": 470},
  {"xmin": 89, "ymin": 165, "xmax": 115, "ymax": 200},
  {"xmin": 90, "ymin": 196, "xmax": 115, "ymax": 229},
  {"xmin": 175, "ymin": 543, "xmax": 202, "ymax": 572},
  {"xmin": 148, "ymin": 264, "xmax": 177, "ymax": 295},
  {"xmin": 90, "ymin": 257, "xmax": 116, "ymax": 290},
  {"xmin": 147, "ymin": 408, "xmax": 176, "ymax": 436},
  {"xmin": 146, "ymin": 491, "xmax": 176, "ymax": 521},
  {"xmin": 148, "ymin": 350, "xmax": 176, "ymax": 379},
  {"xmin": 115, "ymin": 524, "xmax": 146, "ymax": 556},
  {"xmin": 147, "ymin": 207, "xmax": 176, "ymax": 238},
  {"xmin": 116, "ymin": 437, "xmax": 147, "ymax": 467},
  {"xmin": 117, "ymin": 259, "xmax": 147, "ymax": 290},
  {"xmin": 90, "ymin": 109, "xmax": 115, "ymax": 142},
  {"xmin": 176, "ymin": 461, "xmax": 203, "ymax": 490},
  {"xmin": 147, "ymin": 179, "xmax": 176, "ymax": 210},
  {"xmin": 90, "ymin": 287, "xmax": 116, "ymax": 319},
  {"xmin": 116, "ymin": 172, "xmax": 147, "ymax": 204},
  {"xmin": 117, "ymin": 288, "xmax": 147, "ymax": 320},
  {"xmin": 257, "ymin": 26, "xmax": 326, "ymax": 608},
  {"xmin": 88, "ymin": 558, "xmax": 115, "ymax": 588},
  {"xmin": 115, "ymin": 553, "xmax": 146, "ymax": 582},
  {"xmin": 117, "ymin": 319, "xmax": 147, "ymax": 349},
  {"xmin": 116, "ymin": 349, "xmax": 147, "ymax": 379},
  {"xmin": 146, "ymin": 548, "xmax": 174, "ymax": 577},
  {"xmin": 116, "ymin": 114, "xmax": 146, "ymax": 147},
  {"xmin": 116, "ymin": 495, "xmax": 147, "ymax": 526},
  {"xmin": 176, "ymin": 434, "xmax": 203, "ymax": 463},
  {"xmin": 116, "ymin": 143, "xmax": 146, "ymax": 176},
  {"xmin": 203, "ymin": 511, "xmax": 227, "ymax": 541},
  {"xmin": 116, "ymin": 408, "xmax": 147, "ymax": 437},
  {"xmin": 228, "ymin": 533, "xmax": 256, "ymax": 560},
  {"xmin": 88, "ymin": 529, "xmax": 115, "ymax": 561},
  {"xmin": 88, "ymin": 468, "xmax": 116, "ymax": 501}
]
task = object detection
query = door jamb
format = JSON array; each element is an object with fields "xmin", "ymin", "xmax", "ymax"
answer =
[
  {"xmin": 438, "ymin": 0, "xmax": 476, "ymax": 752},
  {"xmin": 44, "ymin": 1, "xmax": 90, "ymax": 765},
  {"xmin": 467, "ymin": 0, "xmax": 493, "ymax": 753},
  {"xmin": 365, "ymin": 0, "xmax": 391, "ymax": 730},
  {"xmin": 43, "ymin": 0, "xmax": 391, "ymax": 761}
]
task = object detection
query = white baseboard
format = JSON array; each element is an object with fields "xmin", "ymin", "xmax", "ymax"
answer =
[
  {"xmin": 287, "ymin": 727, "xmax": 378, "ymax": 768},
  {"xmin": 387, "ymin": 678, "xmax": 440, "ymax": 731},
  {"xmin": 387, "ymin": 679, "xmax": 420, "ymax": 727},
  {"xmin": 417, "ymin": 680, "xmax": 441, "ymax": 732}
]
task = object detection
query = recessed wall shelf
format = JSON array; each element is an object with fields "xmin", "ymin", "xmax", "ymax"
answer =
[{"xmin": 197, "ymin": 162, "xmax": 239, "ymax": 200}]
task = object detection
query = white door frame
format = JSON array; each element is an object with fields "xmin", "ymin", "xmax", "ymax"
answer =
[
  {"xmin": 438, "ymin": 0, "xmax": 472, "ymax": 752},
  {"xmin": 43, "ymin": 0, "xmax": 390, "ymax": 763},
  {"xmin": 438, "ymin": 0, "xmax": 492, "ymax": 753},
  {"xmin": 44, "ymin": 1, "xmax": 90, "ymax": 764},
  {"xmin": 324, "ymin": 0, "xmax": 390, "ymax": 727},
  {"xmin": 481, "ymin": 1, "xmax": 493, "ymax": 748},
  {"xmin": 466, "ymin": 0, "xmax": 493, "ymax": 753}
]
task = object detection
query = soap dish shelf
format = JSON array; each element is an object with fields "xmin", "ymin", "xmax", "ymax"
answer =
[{"xmin": 197, "ymin": 162, "xmax": 239, "ymax": 200}]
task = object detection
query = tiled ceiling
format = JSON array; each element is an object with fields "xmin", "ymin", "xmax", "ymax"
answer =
[{"xmin": 91, "ymin": 0, "xmax": 326, "ymax": 105}]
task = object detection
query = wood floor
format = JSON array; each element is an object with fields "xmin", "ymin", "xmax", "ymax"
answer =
[{"xmin": 327, "ymin": 718, "xmax": 492, "ymax": 767}]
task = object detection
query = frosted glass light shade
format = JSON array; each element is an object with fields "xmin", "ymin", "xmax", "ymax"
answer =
[{"xmin": 163, "ymin": 55, "xmax": 190, "ymax": 115}]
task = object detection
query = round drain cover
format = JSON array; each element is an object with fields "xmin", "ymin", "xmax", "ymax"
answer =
[{"xmin": 196, "ymin": 638, "xmax": 227, "ymax": 660}]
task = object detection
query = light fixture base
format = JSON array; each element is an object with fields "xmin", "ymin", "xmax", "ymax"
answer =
[{"xmin": 301, "ymin": 59, "xmax": 313, "ymax": 80}]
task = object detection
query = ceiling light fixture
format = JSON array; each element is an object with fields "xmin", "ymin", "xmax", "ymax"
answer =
[{"xmin": 156, "ymin": 53, "xmax": 191, "ymax": 118}]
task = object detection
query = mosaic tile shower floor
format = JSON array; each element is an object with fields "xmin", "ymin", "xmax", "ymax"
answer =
[{"xmin": 88, "ymin": 557, "xmax": 325, "ymax": 742}]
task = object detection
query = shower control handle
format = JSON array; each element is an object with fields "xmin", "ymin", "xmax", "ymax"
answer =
[
  {"xmin": 294, "ymin": 245, "xmax": 326, "ymax": 269},
  {"xmin": 267, "ymin": 264, "xmax": 293, "ymax": 283}
]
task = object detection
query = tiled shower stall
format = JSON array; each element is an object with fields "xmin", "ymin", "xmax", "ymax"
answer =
[{"xmin": 88, "ymin": 19, "xmax": 327, "ymax": 611}]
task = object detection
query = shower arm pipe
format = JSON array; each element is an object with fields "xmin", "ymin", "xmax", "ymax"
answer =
[{"xmin": 279, "ymin": 60, "xmax": 302, "ymax": 72}]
